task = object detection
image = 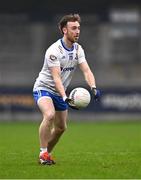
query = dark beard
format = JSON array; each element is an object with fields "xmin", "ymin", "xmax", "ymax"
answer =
[{"xmin": 68, "ymin": 36, "xmax": 78, "ymax": 44}]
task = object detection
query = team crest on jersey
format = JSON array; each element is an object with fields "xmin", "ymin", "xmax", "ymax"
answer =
[
  {"xmin": 49, "ymin": 55, "xmax": 57, "ymax": 61},
  {"xmin": 75, "ymin": 44, "xmax": 79, "ymax": 50}
]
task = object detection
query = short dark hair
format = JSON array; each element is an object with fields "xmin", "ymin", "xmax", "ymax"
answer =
[{"xmin": 58, "ymin": 13, "xmax": 81, "ymax": 34}]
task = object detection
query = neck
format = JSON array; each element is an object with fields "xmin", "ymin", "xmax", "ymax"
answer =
[{"xmin": 62, "ymin": 36, "xmax": 73, "ymax": 49}]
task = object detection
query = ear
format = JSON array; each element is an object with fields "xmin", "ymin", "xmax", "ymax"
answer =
[{"xmin": 62, "ymin": 27, "xmax": 67, "ymax": 34}]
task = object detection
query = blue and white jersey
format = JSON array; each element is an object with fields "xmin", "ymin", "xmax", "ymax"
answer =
[{"xmin": 33, "ymin": 39, "xmax": 86, "ymax": 95}]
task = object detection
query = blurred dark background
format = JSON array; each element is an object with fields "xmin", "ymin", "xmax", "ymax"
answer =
[{"xmin": 0, "ymin": 0, "xmax": 141, "ymax": 120}]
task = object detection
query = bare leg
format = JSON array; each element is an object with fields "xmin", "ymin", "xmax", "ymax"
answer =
[
  {"xmin": 47, "ymin": 110, "xmax": 68, "ymax": 153},
  {"xmin": 38, "ymin": 97, "xmax": 55, "ymax": 148}
]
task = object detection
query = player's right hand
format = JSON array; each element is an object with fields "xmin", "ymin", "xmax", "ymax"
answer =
[{"xmin": 64, "ymin": 97, "xmax": 79, "ymax": 110}]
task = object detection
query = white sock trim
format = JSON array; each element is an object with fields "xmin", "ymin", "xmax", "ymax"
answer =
[{"xmin": 40, "ymin": 147, "xmax": 48, "ymax": 153}]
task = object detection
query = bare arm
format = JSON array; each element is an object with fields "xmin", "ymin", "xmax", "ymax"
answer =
[
  {"xmin": 49, "ymin": 66, "xmax": 78, "ymax": 108},
  {"xmin": 79, "ymin": 61, "xmax": 101, "ymax": 100},
  {"xmin": 79, "ymin": 61, "xmax": 96, "ymax": 88},
  {"xmin": 49, "ymin": 66, "xmax": 67, "ymax": 99}
]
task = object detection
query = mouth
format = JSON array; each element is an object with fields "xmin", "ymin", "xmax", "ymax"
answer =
[{"xmin": 75, "ymin": 36, "xmax": 79, "ymax": 39}]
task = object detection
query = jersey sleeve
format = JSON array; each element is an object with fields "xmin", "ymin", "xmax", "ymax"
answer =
[
  {"xmin": 78, "ymin": 45, "xmax": 86, "ymax": 64},
  {"xmin": 45, "ymin": 46, "xmax": 60, "ymax": 67}
]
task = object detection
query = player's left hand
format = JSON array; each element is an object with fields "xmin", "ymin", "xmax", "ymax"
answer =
[{"xmin": 91, "ymin": 87, "xmax": 101, "ymax": 101}]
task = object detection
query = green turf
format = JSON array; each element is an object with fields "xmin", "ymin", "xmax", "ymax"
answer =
[{"xmin": 0, "ymin": 120, "xmax": 140, "ymax": 179}]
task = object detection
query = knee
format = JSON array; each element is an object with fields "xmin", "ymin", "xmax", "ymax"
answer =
[
  {"xmin": 55, "ymin": 126, "xmax": 67, "ymax": 135},
  {"xmin": 43, "ymin": 111, "xmax": 55, "ymax": 122}
]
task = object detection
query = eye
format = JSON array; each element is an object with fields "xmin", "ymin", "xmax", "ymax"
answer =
[
  {"xmin": 72, "ymin": 26, "xmax": 77, "ymax": 30},
  {"xmin": 72, "ymin": 26, "xmax": 80, "ymax": 31}
]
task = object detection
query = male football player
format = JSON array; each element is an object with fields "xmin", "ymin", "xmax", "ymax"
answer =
[{"xmin": 33, "ymin": 14, "xmax": 100, "ymax": 165}]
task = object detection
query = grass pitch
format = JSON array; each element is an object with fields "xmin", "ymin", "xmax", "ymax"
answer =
[{"xmin": 0, "ymin": 120, "xmax": 140, "ymax": 179}]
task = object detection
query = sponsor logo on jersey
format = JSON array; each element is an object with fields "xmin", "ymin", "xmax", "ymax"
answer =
[
  {"xmin": 49, "ymin": 55, "xmax": 57, "ymax": 61},
  {"xmin": 60, "ymin": 66, "xmax": 74, "ymax": 72}
]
